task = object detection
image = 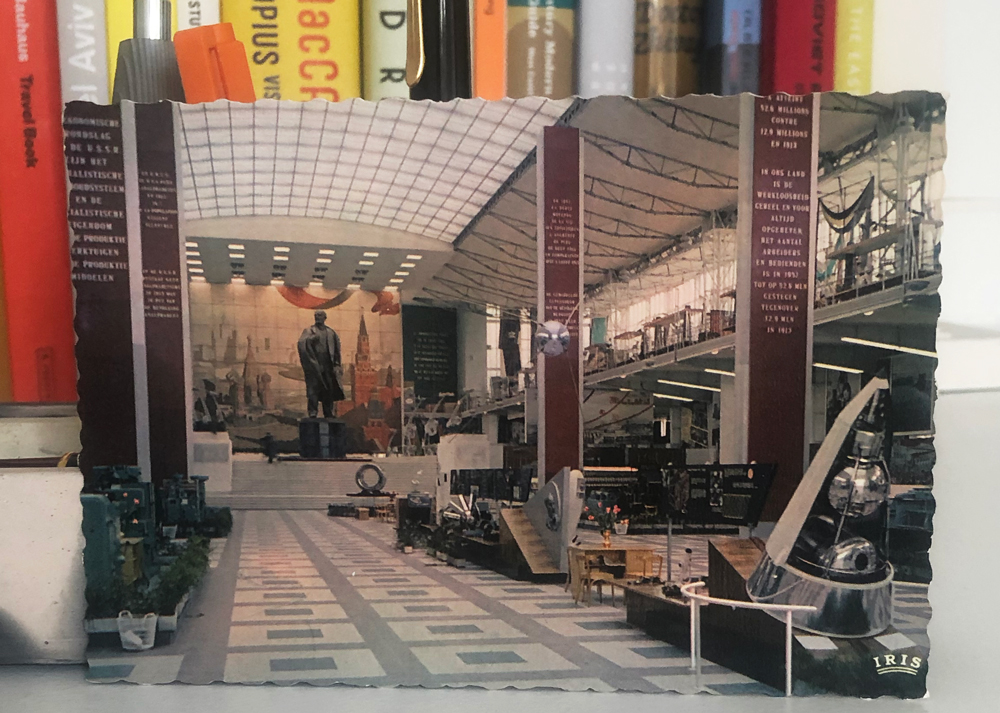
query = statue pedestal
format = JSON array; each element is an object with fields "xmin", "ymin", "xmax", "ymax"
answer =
[{"xmin": 299, "ymin": 418, "xmax": 347, "ymax": 460}]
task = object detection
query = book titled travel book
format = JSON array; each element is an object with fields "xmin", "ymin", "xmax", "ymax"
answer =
[
  {"xmin": 225, "ymin": 0, "xmax": 361, "ymax": 100},
  {"xmin": 577, "ymin": 0, "xmax": 636, "ymax": 97},
  {"xmin": 760, "ymin": 0, "xmax": 837, "ymax": 94},
  {"xmin": 507, "ymin": 0, "xmax": 576, "ymax": 99},
  {"xmin": 834, "ymin": 0, "xmax": 873, "ymax": 94},
  {"xmin": 474, "ymin": 0, "xmax": 507, "ymax": 99},
  {"xmin": 634, "ymin": 0, "xmax": 703, "ymax": 98},
  {"xmin": 56, "ymin": 0, "xmax": 110, "ymax": 104},
  {"xmin": 362, "ymin": 0, "xmax": 408, "ymax": 100},
  {"xmin": 700, "ymin": 0, "xmax": 759, "ymax": 95},
  {"xmin": 0, "ymin": 0, "xmax": 78, "ymax": 401}
]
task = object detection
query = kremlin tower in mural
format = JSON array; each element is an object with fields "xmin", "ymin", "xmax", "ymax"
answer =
[{"xmin": 343, "ymin": 314, "xmax": 401, "ymax": 451}]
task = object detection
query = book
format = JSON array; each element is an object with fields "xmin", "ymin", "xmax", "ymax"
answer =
[
  {"xmin": 507, "ymin": 0, "xmax": 576, "ymax": 99},
  {"xmin": 224, "ymin": 0, "xmax": 361, "ymax": 100},
  {"xmin": 760, "ymin": 0, "xmax": 837, "ymax": 94},
  {"xmin": 0, "ymin": 237, "xmax": 12, "ymax": 401},
  {"xmin": 362, "ymin": 0, "xmax": 408, "ymax": 100},
  {"xmin": 105, "ymin": 0, "xmax": 180, "ymax": 96},
  {"xmin": 700, "ymin": 0, "xmax": 759, "ymax": 95},
  {"xmin": 56, "ymin": 0, "xmax": 110, "ymax": 104},
  {"xmin": 474, "ymin": 0, "xmax": 507, "ymax": 99},
  {"xmin": 179, "ymin": 0, "xmax": 221, "ymax": 30},
  {"xmin": 633, "ymin": 0, "xmax": 702, "ymax": 98},
  {"xmin": 576, "ymin": 0, "xmax": 635, "ymax": 98},
  {"xmin": 834, "ymin": 0, "xmax": 873, "ymax": 94},
  {"xmin": 0, "ymin": 0, "xmax": 78, "ymax": 401}
]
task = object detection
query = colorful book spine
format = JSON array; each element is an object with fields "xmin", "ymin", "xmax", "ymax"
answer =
[
  {"xmin": 700, "ymin": 0, "xmax": 759, "ymax": 95},
  {"xmin": 106, "ymin": 0, "xmax": 181, "ymax": 94},
  {"xmin": 362, "ymin": 0, "xmax": 408, "ymax": 100},
  {"xmin": 834, "ymin": 0, "xmax": 872, "ymax": 94},
  {"xmin": 0, "ymin": 0, "xmax": 78, "ymax": 401},
  {"xmin": 474, "ymin": 0, "xmax": 507, "ymax": 99},
  {"xmin": 56, "ymin": 0, "xmax": 110, "ymax": 104},
  {"xmin": 576, "ymin": 0, "xmax": 635, "ymax": 97},
  {"xmin": 760, "ymin": 0, "xmax": 836, "ymax": 95},
  {"xmin": 179, "ymin": 0, "xmax": 221, "ymax": 30},
  {"xmin": 224, "ymin": 0, "xmax": 361, "ymax": 101},
  {"xmin": 633, "ymin": 0, "xmax": 702, "ymax": 98},
  {"xmin": 507, "ymin": 0, "xmax": 576, "ymax": 99}
]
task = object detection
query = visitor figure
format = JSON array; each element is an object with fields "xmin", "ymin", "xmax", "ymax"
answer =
[{"xmin": 297, "ymin": 309, "xmax": 346, "ymax": 418}]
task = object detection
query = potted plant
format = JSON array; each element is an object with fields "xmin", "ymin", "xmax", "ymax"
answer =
[
  {"xmin": 583, "ymin": 501, "xmax": 622, "ymax": 548},
  {"xmin": 84, "ymin": 536, "xmax": 211, "ymax": 648}
]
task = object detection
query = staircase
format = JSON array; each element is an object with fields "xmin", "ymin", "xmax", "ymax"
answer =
[
  {"xmin": 499, "ymin": 507, "xmax": 561, "ymax": 578},
  {"xmin": 207, "ymin": 455, "xmax": 438, "ymax": 510}
]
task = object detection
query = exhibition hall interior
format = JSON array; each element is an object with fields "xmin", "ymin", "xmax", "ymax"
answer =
[{"xmin": 6, "ymin": 90, "xmax": 943, "ymax": 697}]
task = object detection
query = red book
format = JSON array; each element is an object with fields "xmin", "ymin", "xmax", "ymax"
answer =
[
  {"xmin": 0, "ymin": 0, "xmax": 77, "ymax": 401},
  {"xmin": 760, "ymin": 0, "xmax": 836, "ymax": 94}
]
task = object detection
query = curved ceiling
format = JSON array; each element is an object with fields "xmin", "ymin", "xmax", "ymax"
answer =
[{"xmin": 176, "ymin": 97, "xmax": 573, "ymax": 243}]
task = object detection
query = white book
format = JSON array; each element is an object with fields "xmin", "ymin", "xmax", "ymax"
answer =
[
  {"xmin": 56, "ymin": 0, "xmax": 110, "ymax": 104},
  {"xmin": 363, "ymin": 0, "xmax": 409, "ymax": 99},
  {"xmin": 177, "ymin": 0, "xmax": 221, "ymax": 31},
  {"xmin": 576, "ymin": 0, "xmax": 636, "ymax": 98}
]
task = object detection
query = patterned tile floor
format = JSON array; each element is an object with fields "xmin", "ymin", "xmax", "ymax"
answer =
[{"xmin": 86, "ymin": 511, "xmax": 930, "ymax": 695}]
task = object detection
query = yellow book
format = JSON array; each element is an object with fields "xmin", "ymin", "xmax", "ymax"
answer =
[
  {"xmin": 834, "ymin": 0, "xmax": 874, "ymax": 94},
  {"xmin": 223, "ymin": 0, "xmax": 360, "ymax": 101},
  {"xmin": 106, "ymin": 0, "xmax": 180, "ymax": 92}
]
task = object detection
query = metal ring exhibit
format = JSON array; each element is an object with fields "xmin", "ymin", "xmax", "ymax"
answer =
[{"xmin": 356, "ymin": 463, "xmax": 387, "ymax": 492}]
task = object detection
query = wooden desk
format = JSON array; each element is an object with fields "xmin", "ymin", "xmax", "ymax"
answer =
[{"xmin": 567, "ymin": 544, "xmax": 658, "ymax": 603}]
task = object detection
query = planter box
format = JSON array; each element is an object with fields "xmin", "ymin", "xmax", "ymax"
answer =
[{"xmin": 84, "ymin": 590, "xmax": 193, "ymax": 642}]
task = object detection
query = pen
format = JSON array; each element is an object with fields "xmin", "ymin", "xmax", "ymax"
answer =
[
  {"xmin": 112, "ymin": 0, "xmax": 185, "ymax": 103},
  {"xmin": 406, "ymin": 0, "xmax": 473, "ymax": 101}
]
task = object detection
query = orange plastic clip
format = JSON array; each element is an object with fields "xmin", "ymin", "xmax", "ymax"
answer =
[{"xmin": 174, "ymin": 23, "xmax": 256, "ymax": 103}]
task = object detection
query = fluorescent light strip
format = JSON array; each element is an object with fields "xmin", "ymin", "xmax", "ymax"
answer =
[
  {"xmin": 319, "ymin": 249, "xmax": 335, "ymax": 255},
  {"xmin": 187, "ymin": 259, "xmax": 202, "ymax": 266},
  {"xmin": 406, "ymin": 254, "xmax": 422, "ymax": 260},
  {"xmin": 316, "ymin": 257, "xmax": 332, "ymax": 264},
  {"xmin": 270, "ymin": 278, "xmax": 282, "ymax": 285},
  {"xmin": 400, "ymin": 262, "xmax": 416, "ymax": 268},
  {"xmin": 273, "ymin": 246, "xmax": 290, "ymax": 253},
  {"xmin": 389, "ymin": 278, "xmax": 404, "ymax": 284},
  {"xmin": 705, "ymin": 368, "xmax": 735, "ymax": 377},
  {"xmin": 229, "ymin": 253, "xmax": 245, "ymax": 259},
  {"xmin": 394, "ymin": 271, "xmax": 409, "ymax": 276},
  {"xmin": 654, "ymin": 393, "xmax": 693, "ymax": 402},
  {"xmin": 347, "ymin": 284, "xmax": 361, "ymax": 290},
  {"xmin": 619, "ymin": 387, "xmax": 633, "ymax": 392},
  {"xmin": 188, "ymin": 267, "xmax": 204, "ymax": 274},
  {"xmin": 227, "ymin": 243, "xmax": 244, "ymax": 250},
  {"xmin": 185, "ymin": 241, "xmax": 198, "ymax": 248},
  {"xmin": 185, "ymin": 250, "xmax": 200, "ymax": 257},
  {"xmin": 190, "ymin": 275, "xmax": 206, "ymax": 282},
  {"xmin": 309, "ymin": 281, "xmax": 323, "ymax": 286},
  {"xmin": 359, "ymin": 260, "xmax": 374, "ymax": 266},
  {"xmin": 274, "ymin": 255, "xmax": 289, "ymax": 261},
  {"xmin": 657, "ymin": 379, "xmax": 721, "ymax": 393},
  {"xmin": 841, "ymin": 337, "xmax": 937, "ymax": 359},
  {"xmin": 814, "ymin": 362, "xmax": 864, "ymax": 375},
  {"xmin": 363, "ymin": 252, "xmax": 379, "ymax": 257}
]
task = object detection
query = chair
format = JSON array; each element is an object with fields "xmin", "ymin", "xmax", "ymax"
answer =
[
  {"xmin": 626, "ymin": 550, "xmax": 664, "ymax": 581},
  {"xmin": 578, "ymin": 553, "xmax": 620, "ymax": 607}
]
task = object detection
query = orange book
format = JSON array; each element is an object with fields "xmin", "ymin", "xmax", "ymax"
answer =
[{"xmin": 474, "ymin": 0, "xmax": 506, "ymax": 99}]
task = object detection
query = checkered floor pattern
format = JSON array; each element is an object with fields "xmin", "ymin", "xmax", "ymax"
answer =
[{"xmin": 86, "ymin": 512, "xmax": 929, "ymax": 695}]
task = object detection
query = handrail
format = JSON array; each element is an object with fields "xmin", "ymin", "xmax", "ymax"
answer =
[{"xmin": 680, "ymin": 581, "xmax": 817, "ymax": 697}]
